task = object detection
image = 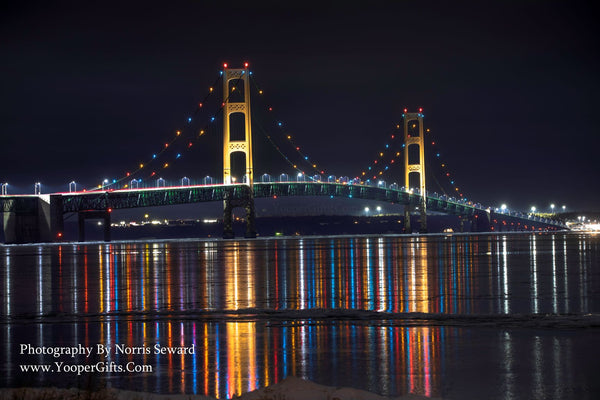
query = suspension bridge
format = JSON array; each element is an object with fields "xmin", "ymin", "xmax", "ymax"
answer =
[{"xmin": 0, "ymin": 64, "xmax": 567, "ymax": 243}]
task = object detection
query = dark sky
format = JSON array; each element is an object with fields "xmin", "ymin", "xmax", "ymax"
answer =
[{"xmin": 1, "ymin": 0, "xmax": 599, "ymax": 211}]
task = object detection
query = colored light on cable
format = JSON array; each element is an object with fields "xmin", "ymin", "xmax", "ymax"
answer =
[
  {"xmin": 176, "ymin": 131, "xmax": 181, "ymax": 135},
  {"xmin": 223, "ymin": 63, "xmax": 228, "ymax": 68},
  {"xmin": 244, "ymin": 62, "xmax": 249, "ymax": 68},
  {"xmin": 176, "ymin": 153, "xmax": 181, "ymax": 158}
]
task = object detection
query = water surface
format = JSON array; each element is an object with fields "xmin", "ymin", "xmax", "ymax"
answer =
[{"xmin": 1, "ymin": 233, "xmax": 599, "ymax": 398}]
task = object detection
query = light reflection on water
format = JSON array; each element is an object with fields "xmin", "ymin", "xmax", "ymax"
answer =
[{"xmin": 1, "ymin": 233, "xmax": 599, "ymax": 398}]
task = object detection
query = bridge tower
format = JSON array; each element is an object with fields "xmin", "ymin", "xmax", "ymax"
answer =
[
  {"xmin": 403, "ymin": 109, "xmax": 427, "ymax": 233},
  {"xmin": 222, "ymin": 63, "xmax": 257, "ymax": 238}
]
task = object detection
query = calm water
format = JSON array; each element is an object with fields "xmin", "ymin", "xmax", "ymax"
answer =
[{"xmin": 1, "ymin": 233, "xmax": 599, "ymax": 399}]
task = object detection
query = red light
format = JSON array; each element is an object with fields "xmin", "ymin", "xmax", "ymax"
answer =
[
  {"xmin": 198, "ymin": 103, "xmax": 203, "ymax": 108},
  {"xmin": 57, "ymin": 232, "xmax": 62, "ymax": 238},
  {"xmin": 188, "ymin": 142, "xmax": 193, "ymax": 147},
  {"xmin": 244, "ymin": 62, "xmax": 249, "ymax": 68},
  {"xmin": 268, "ymin": 107, "xmax": 273, "ymax": 111},
  {"xmin": 419, "ymin": 107, "xmax": 423, "ymax": 112},
  {"xmin": 431, "ymin": 141, "xmax": 435, "ymax": 145},
  {"xmin": 165, "ymin": 143, "xmax": 169, "ymax": 148},
  {"xmin": 108, "ymin": 208, "xmax": 112, "ymax": 213},
  {"xmin": 391, "ymin": 135, "xmax": 395, "ymax": 139},
  {"xmin": 296, "ymin": 147, "xmax": 300, "ymax": 150},
  {"xmin": 126, "ymin": 172, "xmax": 130, "ymax": 177},
  {"xmin": 273, "ymin": 195, "xmax": 277, "ymax": 199},
  {"xmin": 404, "ymin": 108, "xmax": 408, "ymax": 113},
  {"xmin": 151, "ymin": 172, "xmax": 156, "ymax": 176},
  {"xmin": 223, "ymin": 63, "xmax": 228, "ymax": 68}
]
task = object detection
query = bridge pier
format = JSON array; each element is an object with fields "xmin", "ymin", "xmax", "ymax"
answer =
[
  {"xmin": 223, "ymin": 188, "xmax": 256, "ymax": 239},
  {"xmin": 403, "ymin": 205, "xmax": 412, "ymax": 233},
  {"xmin": 1, "ymin": 195, "xmax": 63, "ymax": 244},
  {"xmin": 77, "ymin": 210, "xmax": 111, "ymax": 242}
]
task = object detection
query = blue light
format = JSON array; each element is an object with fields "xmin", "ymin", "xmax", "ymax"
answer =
[
  {"xmin": 211, "ymin": 117, "xmax": 215, "ymax": 122},
  {"xmin": 368, "ymin": 167, "xmax": 372, "ymax": 170},
  {"xmin": 249, "ymin": 71, "xmax": 253, "ymax": 75},
  {"xmin": 112, "ymin": 179, "xmax": 116, "ymax": 183},
  {"xmin": 304, "ymin": 156, "xmax": 308, "ymax": 160},
  {"xmin": 176, "ymin": 153, "xmax": 181, "ymax": 159},
  {"xmin": 436, "ymin": 153, "xmax": 440, "ymax": 157},
  {"xmin": 188, "ymin": 117, "xmax": 192, "ymax": 123},
  {"xmin": 385, "ymin": 144, "xmax": 389, "ymax": 148},
  {"xmin": 152, "ymin": 154, "xmax": 157, "ymax": 159},
  {"xmin": 384, "ymin": 166, "xmax": 389, "ymax": 170},
  {"xmin": 278, "ymin": 122, "xmax": 282, "ymax": 127},
  {"xmin": 330, "ymin": 195, "xmax": 334, "ymax": 199},
  {"xmin": 402, "ymin": 144, "xmax": 406, "ymax": 148},
  {"xmin": 220, "ymin": 71, "xmax": 223, "ymax": 76},
  {"xmin": 451, "ymin": 180, "xmax": 454, "ymax": 184},
  {"xmin": 349, "ymin": 194, "xmax": 353, "ymax": 198}
]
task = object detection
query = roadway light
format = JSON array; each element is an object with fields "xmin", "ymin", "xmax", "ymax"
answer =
[
  {"xmin": 550, "ymin": 204, "xmax": 555, "ymax": 212},
  {"xmin": 376, "ymin": 206, "xmax": 382, "ymax": 213},
  {"xmin": 500, "ymin": 204, "xmax": 507, "ymax": 212},
  {"xmin": 562, "ymin": 205, "xmax": 566, "ymax": 211},
  {"xmin": 531, "ymin": 206, "xmax": 536, "ymax": 213},
  {"xmin": 364, "ymin": 207, "xmax": 370, "ymax": 213}
]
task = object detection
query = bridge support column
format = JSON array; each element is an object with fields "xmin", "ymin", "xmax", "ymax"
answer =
[
  {"xmin": 403, "ymin": 205, "xmax": 412, "ymax": 233},
  {"xmin": 403, "ymin": 110, "xmax": 427, "ymax": 234},
  {"xmin": 223, "ymin": 186, "xmax": 256, "ymax": 239},
  {"xmin": 78, "ymin": 210, "xmax": 111, "ymax": 242},
  {"xmin": 419, "ymin": 199, "xmax": 427, "ymax": 233},
  {"xmin": 222, "ymin": 64, "xmax": 257, "ymax": 239},
  {"xmin": 1, "ymin": 195, "xmax": 63, "ymax": 244}
]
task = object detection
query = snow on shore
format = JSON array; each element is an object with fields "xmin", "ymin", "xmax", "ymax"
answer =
[{"xmin": 0, "ymin": 377, "xmax": 441, "ymax": 400}]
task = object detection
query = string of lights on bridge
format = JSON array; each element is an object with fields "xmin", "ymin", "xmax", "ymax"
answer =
[
  {"xmin": 7, "ymin": 63, "xmax": 469, "ymax": 197},
  {"xmin": 83, "ymin": 63, "xmax": 332, "ymax": 191}
]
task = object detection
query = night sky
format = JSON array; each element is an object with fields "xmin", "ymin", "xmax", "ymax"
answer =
[{"xmin": 1, "ymin": 0, "xmax": 599, "ymax": 211}]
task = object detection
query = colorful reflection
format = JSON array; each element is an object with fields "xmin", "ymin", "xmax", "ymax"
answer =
[{"xmin": 1, "ymin": 233, "xmax": 599, "ymax": 398}]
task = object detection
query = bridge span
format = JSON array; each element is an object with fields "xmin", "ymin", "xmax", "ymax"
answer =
[{"xmin": 0, "ymin": 182, "xmax": 567, "ymax": 244}]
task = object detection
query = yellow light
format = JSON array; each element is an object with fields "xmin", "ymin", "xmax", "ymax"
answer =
[
  {"xmin": 312, "ymin": 164, "xmax": 316, "ymax": 168},
  {"xmin": 396, "ymin": 124, "xmax": 400, "ymax": 129},
  {"xmin": 124, "ymin": 184, "xmax": 128, "ymax": 188},
  {"xmin": 412, "ymin": 124, "xmax": 416, "ymax": 128},
  {"xmin": 293, "ymin": 164, "xmax": 297, "ymax": 168},
  {"xmin": 231, "ymin": 87, "xmax": 236, "ymax": 92},
  {"xmin": 396, "ymin": 152, "xmax": 400, "ymax": 156},
  {"xmin": 164, "ymin": 163, "xmax": 169, "ymax": 168},
  {"xmin": 209, "ymin": 87, "xmax": 214, "ymax": 92},
  {"xmin": 379, "ymin": 171, "xmax": 383, "ymax": 175},
  {"xmin": 140, "ymin": 163, "xmax": 144, "ymax": 168},
  {"xmin": 287, "ymin": 135, "xmax": 291, "ymax": 139},
  {"xmin": 176, "ymin": 131, "xmax": 181, "ymax": 136},
  {"xmin": 259, "ymin": 90, "xmax": 263, "ymax": 94},
  {"xmin": 97, "ymin": 185, "xmax": 101, "ymax": 189},
  {"xmin": 455, "ymin": 188, "xmax": 459, "ymax": 191},
  {"xmin": 379, "ymin": 152, "xmax": 383, "ymax": 157},
  {"xmin": 199, "ymin": 130, "xmax": 205, "ymax": 135},
  {"xmin": 426, "ymin": 128, "xmax": 430, "ymax": 132},
  {"xmin": 362, "ymin": 172, "xmax": 366, "ymax": 176}
]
